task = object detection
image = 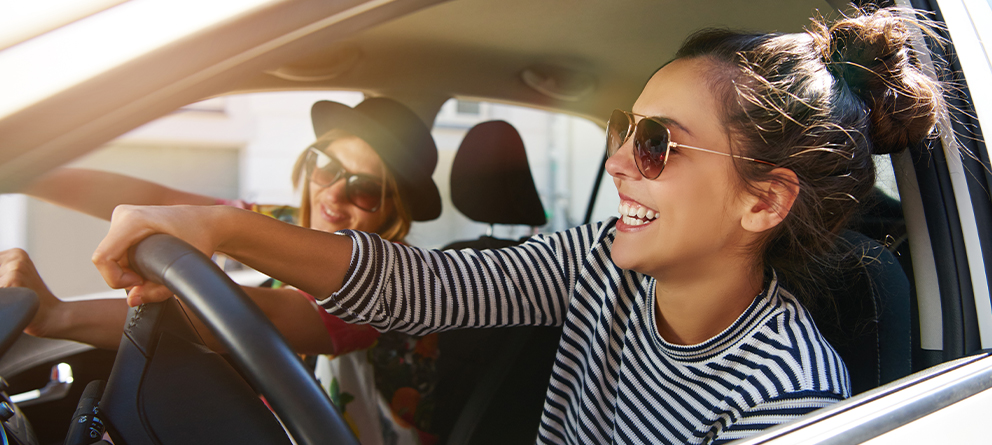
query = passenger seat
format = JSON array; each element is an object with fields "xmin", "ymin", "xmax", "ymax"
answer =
[{"xmin": 435, "ymin": 120, "xmax": 561, "ymax": 445}]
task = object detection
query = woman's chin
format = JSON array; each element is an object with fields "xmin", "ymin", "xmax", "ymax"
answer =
[{"xmin": 609, "ymin": 238, "xmax": 640, "ymax": 272}]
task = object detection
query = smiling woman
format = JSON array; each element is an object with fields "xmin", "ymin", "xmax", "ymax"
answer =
[{"xmin": 86, "ymin": 6, "xmax": 948, "ymax": 444}]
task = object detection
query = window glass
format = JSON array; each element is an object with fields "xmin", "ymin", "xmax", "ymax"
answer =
[
  {"xmin": 454, "ymin": 99, "xmax": 481, "ymax": 115},
  {"xmin": 5, "ymin": 91, "xmax": 611, "ymax": 298},
  {"xmin": 3, "ymin": 90, "xmax": 363, "ymax": 299},
  {"xmin": 875, "ymin": 154, "xmax": 899, "ymax": 202},
  {"xmin": 408, "ymin": 98, "xmax": 611, "ymax": 248}
]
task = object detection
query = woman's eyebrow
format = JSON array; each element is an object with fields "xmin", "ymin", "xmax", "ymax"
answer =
[{"xmin": 651, "ymin": 115, "xmax": 693, "ymax": 137}]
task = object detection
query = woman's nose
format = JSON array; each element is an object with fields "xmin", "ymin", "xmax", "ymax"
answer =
[
  {"xmin": 605, "ymin": 138, "xmax": 639, "ymax": 180},
  {"xmin": 323, "ymin": 177, "xmax": 349, "ymax": 203}
]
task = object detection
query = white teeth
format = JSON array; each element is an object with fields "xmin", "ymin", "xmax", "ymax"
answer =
[{"xmin": 618, "ymin": 202, "xmax": 658, "ymax": 225}]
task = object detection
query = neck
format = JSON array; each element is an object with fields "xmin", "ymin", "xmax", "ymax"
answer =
[{"xmin": 652, "ymin": 260, "xmax": 765, "ymax": 346}]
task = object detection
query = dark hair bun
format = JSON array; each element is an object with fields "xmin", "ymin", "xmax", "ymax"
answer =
[{"xmin": 816, "ymin": 9, "xmax": 942, "ymax": 154}]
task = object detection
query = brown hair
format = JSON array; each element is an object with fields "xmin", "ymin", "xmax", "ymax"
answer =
[
  {"xmin": 291, "ymin": 130, "xmax": 412, "ymax": 242},
  {"xmin": 672, "ymin": 7, "xmax": 944, "ymax": 303}
]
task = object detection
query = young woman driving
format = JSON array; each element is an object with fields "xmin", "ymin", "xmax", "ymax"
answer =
[
  {"xmin": 5, "ymin": 98, "xmax": 444, "ymax": 443},
  {"xmin": 90, "ymin": 8, "xmax": 943, "ymax": 444}
]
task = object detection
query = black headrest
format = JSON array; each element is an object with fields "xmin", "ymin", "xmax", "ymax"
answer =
[
  {"xmin": 450, "ymin": 121, "xmax": 547, "ymax": 226},
  {"xmin": 802, "ymin": 230, "xmax": 912, "ymax": 395}
]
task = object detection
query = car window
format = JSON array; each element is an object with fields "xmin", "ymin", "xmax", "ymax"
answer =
[
  {"xmin": 0, "ymin": 92, "xmax": 612, "ymax": 298},
  {"xmin": 0, "ymin": 91, "xmax": 365, "ymax": 299},
  {"xmin": 875, "ymin": 155, "xmax": 899, "ymax": 202},
  {"xmin": 409, "ymin": 98, "xmax": 612, "ymax": 248}
]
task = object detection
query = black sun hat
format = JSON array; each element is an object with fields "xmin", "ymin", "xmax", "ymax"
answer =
[{"xmin": 311, "ymin": 98, "xmax": 441, "ymax": 221}]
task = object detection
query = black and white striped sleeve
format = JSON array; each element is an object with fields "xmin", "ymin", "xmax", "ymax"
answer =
[{"xmin": 315, "ymin": 224, "xmax": 603, "ymax": 335}]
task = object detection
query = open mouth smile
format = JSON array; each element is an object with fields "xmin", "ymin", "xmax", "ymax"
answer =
[{"xmin": 618, "ymin": 201, "xmax": 658, "ymax": 226}]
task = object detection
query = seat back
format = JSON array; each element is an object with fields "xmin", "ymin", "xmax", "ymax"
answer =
[
  {"xmin": 804, "ymin": 231, "xmax": 913, "ymax": 395},
  {"xmin": 436, "ymin": 121, "xmax": 559, "ymax": 444}
]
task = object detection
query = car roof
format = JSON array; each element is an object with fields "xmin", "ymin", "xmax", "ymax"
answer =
[
  {"xmin": 233, "ymin": 0, "xmax": 834, "ymax": 121},
  {"xmin": 0, "ymin": 0, "xmax": 835, "ymax": 191}
]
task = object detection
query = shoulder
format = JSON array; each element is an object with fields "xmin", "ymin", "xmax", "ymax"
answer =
[{"xmin": 740, "ymin": 281, "xmax": 850, "ymax": 397}]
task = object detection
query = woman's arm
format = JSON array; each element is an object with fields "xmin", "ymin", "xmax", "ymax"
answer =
[
  {"xmin": 92, "ymin": 205, "xmax": 352, "ymax": 305},
  {"xmin": 240, "ymin": 286, "xmax": 338, "ymax": 354},
  {"xmin": 324, "ymin": 229, "xmax": 576, "ymax": 334},
  {"xmin": 1, "ymin": 248, "xmax": 128, "ymax": 349},
  {"xmin": 92, "ymin": 204, "xmax": 580, "ymax": 333},
  {"xmin": 2, "ymin": 247, "xmax": 343, "ymax": 354},
  {"xmin": 713, "ymin": 392, "xmax": 846, "ymax": 444},
  {"xmin": 22, "ymin": 168, "xmax": 217, "ymax": 220}
]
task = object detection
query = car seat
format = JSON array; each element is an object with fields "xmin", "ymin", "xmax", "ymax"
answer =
[
  {"xmin": 443, "ymin": 120, "xmax": 547, "ymax": 249},
  {"xmin": 798, "ymin": 230, "xmax": 914, "ymax": 395},
  {"xmin": 435, "ymin": 121, "xmax": 561, "ymax": 444}
]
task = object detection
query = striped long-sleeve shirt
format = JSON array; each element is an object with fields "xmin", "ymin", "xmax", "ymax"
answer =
[{"xmin": 320, "ymin": 219, "xmax": 850, "ymax": 444}]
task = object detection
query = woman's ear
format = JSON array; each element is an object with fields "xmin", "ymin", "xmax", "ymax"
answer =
[{"xmin": 741, "ymin": 168, "xmax": 799, "ymax": 233}]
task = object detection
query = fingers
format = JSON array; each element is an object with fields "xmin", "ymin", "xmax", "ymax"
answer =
[
  {"xmin": 92, "ymin": 205, "xmax": 158, "ymax": 290},
  {"xmin": 92, "ymin": 204, "xmax": 225, "ymax": 291},
  {"xmin": 0, "ymin": 248, "xmax": 63, "ymax": 337},
  {"xmin": 125, "ymin": 284, "xmax": 174, "ymax": 307},
  {"xmin": 94, "ymin": 204, "xmax": 227, "ymax": 305},
  {"xmin": 0, "ymin": 248, "xmax": 29, "ymax": 287},
  {"xmin": 0, "ymin": 248, "xmax": 45, "ymax": 291}
]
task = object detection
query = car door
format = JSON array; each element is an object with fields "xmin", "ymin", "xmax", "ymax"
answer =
[{"xmin": 727, "ymin": 0, "xmax": 992, "ymax": 442}]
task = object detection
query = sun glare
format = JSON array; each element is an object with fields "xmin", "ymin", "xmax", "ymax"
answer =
[{"xmin": 0, "ymin": 0, "xmax": 275, "ymax": 122}]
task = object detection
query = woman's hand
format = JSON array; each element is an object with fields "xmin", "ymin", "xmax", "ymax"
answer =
[
  {"xmin": 0, "ymin": 248, "xmax": 63, "ymax": 337},
  {"xmin": 92, "ymin": 204, "xmax": 229, "ymax": 306},
  {"xmin": 0, "ymin": 248, "xmax": 130, "ymax": 349},
  {"xmin": 94, "ymin": 203, "xmax": 354, "ymax": 305}
]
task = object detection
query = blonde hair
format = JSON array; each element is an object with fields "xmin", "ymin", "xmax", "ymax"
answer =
[{"xmin": 291, "ymin": 130, "xmax": 412, "ymax": 242}]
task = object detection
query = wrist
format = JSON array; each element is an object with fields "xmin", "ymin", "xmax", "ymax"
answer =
[
  {"xmin": 27, "ymin": 296, "xmax": 66, "ymax": 339},
  {"xmin": 210, "ymin": 205, "xmax": 250, "ymax": 255}
]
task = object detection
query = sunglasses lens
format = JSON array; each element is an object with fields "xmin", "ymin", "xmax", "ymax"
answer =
[
  {"xmin": 606, "ymin": 109, "xmax": 631, "ymax": 157},
  {"xmin": 310, "ymin": 150, "xmax": 343, "ymax": 187},
  {"xmin": 633, "ymin": 118, "xmax": 669, "ymax": 179},
  {"xmin": 346, "ymin": 176, "xmax": 384, "ymax": 212},
  {"xmin": 308, "ymin": 146, "xmax": 385, "ymax": 211}
]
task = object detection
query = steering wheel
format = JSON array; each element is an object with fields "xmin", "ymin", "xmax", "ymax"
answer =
[{"xmin": 125, "ymin": 234, "xmax": 357, "ymax": 445}]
